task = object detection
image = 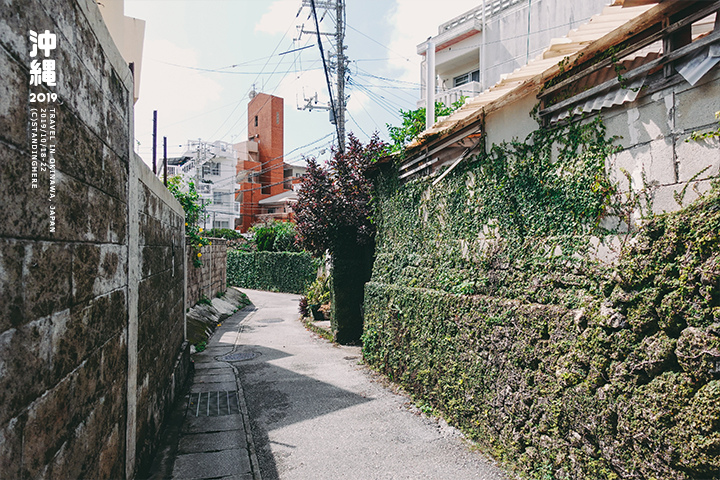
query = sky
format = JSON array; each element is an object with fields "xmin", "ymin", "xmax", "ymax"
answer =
[{"xmin": 124, "ymin": 0, "xmax": 480, "ymax": 168}]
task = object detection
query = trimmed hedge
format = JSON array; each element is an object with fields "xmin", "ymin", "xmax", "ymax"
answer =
[{"xmin": 227, "ymin": 251, "xmax": 320, "ymax": 294}]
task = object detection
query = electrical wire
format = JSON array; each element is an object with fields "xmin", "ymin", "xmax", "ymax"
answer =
[
  {"xmin": 309, "ymin": 0, "xmax": 341, "ymax": 144},
  {"xmin": 346, "ymin": 23, "xmax": 413, "ymax": 63}
]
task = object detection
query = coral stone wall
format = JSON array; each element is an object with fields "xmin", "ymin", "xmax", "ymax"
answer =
[{"xmin": 364, "ymin": 124, "xmax": 720, "ymax": 479}]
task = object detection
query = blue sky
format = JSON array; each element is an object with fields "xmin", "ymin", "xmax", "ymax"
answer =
[{"xmin": 125, "ymin": 0, "xmax": 479, "ymax": 167}]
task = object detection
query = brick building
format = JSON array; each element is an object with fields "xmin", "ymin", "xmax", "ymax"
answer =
[{"xmin": 234, "ymin": 92, "xmax": 305, "ymax": 232}]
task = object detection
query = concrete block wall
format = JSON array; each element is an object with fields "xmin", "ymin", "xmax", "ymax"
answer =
[
  {"xmin": 186, "ymin": 238, "xmax": 228, "ymax": 307},
  {"xmin": 0, "ymin": 1, "xmax": 187, "ymax": 479},
  {"xmin": 484, "ymin": 68, "xmax": 720, "ymax": 224},
  {"xmin": 603, "ymin": 68, "xmax": 720, "ymax": 215}
]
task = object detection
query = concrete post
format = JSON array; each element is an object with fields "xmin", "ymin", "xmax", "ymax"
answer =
[
  {"xmin": 125, "ymin": 161, "xmax": 140, "ymax": 480},
  {"xmin": 426, "ymin": 38, "xmax": 436, "ymax": 129}
]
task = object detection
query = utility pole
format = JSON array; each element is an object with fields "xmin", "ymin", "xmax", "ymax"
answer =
[
  {"xmin": 152, "ymin": 110, "xmax": 157, "ymax": 174},
  {"xmin": 300, "ymin": 0, "xmax": 347, "ymax": 153},
  {"xmin": 335, "ymin": 0, "xmax": 346, "ymax": 153},
  {"xmin": 163, "ymin": 136, "xmax": 167, "ymax": 186}
]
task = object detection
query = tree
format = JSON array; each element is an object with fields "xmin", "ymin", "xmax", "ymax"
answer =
[
  {"xmin": 386, "ymin": 98, "xmax": 466, "ymax": 153},
  {"xmin": 294, "ymin": 133, "xmax": 387, "ymax": 344},
  {"xmin": 248, "ymin": 220, "xmax": 300, "ymax": 252}
]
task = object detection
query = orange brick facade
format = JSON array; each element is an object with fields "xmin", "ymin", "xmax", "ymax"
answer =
[{"xmin": 235, "ymin": 93, "xmax": 291, "ymax": 232}]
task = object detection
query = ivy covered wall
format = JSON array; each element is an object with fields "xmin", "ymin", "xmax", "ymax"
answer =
[
  {"xmin": 227, "ymin": 251, "xmax": 320, "ymax": 295},
  {"xmin": 363, "ymin": 115, "xmax": 720, "ymax": 479}
]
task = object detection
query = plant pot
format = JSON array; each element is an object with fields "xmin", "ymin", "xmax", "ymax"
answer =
[{"xmin": 309, "ymin": 304, "xmax": 324, "ymax": 321}]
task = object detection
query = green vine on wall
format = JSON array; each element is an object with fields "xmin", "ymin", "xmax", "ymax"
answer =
[
  {"xmin": 687, "ymin": 111, "xmax": 720, "ymax": 142},
  {"xmin": 468, "ymin": 116, "xmax": 620, "ymax": 254},
  {"xmin": 167, "ymin": 176, "xmax": 210, "ymax": 267},
  {"xmin": 372, "ymin": 116, "xmax": 652, "ymax": 304}
]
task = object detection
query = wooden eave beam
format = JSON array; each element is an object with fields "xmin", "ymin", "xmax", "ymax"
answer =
[
  {"xmin": 540, "ymin": 1, "xmax": 720, "ymax": 100},
  {"xmin": 540, "ymin": 27, "xmax": 720, "ymax": 117}
]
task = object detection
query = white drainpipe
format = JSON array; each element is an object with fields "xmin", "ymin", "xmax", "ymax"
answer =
[{"xmin": 426, "ymin": 37, "xmax": 435, "ymax": 129}]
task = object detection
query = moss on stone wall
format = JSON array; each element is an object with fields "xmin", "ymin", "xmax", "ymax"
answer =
[{"xmin": 363, "ymin": 119, "xmax": 720, "ymax": 478}]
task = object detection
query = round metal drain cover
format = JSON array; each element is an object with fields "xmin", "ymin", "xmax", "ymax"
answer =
[
  {"xmin": 221, "ymin": 352, "xmax": 260, "ymax": 362},
  {"xmin": 259, "ymin": 318, "xmax": 284, "ymax": 324}
]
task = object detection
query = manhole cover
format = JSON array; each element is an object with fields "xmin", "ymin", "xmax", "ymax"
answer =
[
  {"xmin": 189, "ymin": 391, "xmax": 240, "ymax": 417},
  {"xmin": 221, "ymin": 352, "xmax": 259, "ymax": 362},
  {"xmin": 259, "ymin": 318, "xmax": 284, "ymax": 323}
]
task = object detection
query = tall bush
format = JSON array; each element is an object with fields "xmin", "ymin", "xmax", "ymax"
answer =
[
  {"xmin": 249, "ymin": 220, "xmax": 300, "ymax": 252},
  {"xmin": 294, "ymin": 133, "xmax": 386, "ymax": 344},
  {"xmin": 167, "ymin": 176, "xmax": 209, "ymax": 267}
]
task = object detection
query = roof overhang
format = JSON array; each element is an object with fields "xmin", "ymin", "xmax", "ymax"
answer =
[
  {"xmin": 418, "ymin": 19, "xmax": 482, "ymax": 56},
  {"xmin": 403, "ymin": 1, "xmax": 697, "ymax": 173}
]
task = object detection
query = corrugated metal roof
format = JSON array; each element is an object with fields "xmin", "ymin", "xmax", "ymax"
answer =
[
  {"xmin": 677, "ymin": 41, "xmax": 720, "ymax": 86},
  {"xmin": 408, "ymin": 3, "xmax": 658, "ymax": 149}
]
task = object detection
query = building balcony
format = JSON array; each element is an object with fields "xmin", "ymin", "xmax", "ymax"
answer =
[{"xmin": 417, "ymin": 81, "xmax": 481, "ymax": 110}]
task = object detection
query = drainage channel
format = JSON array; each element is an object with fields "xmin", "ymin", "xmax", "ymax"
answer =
[{"xmin": 188, "ymin": 391, "xmax": 240, "ymax": 417}]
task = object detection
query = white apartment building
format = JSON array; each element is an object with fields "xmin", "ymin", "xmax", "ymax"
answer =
[
  {"xmin": 163, "ymin": 140, "xmax": 241, "ymax": 230},
  {"xmin": 418, "ymin": 0, "xmax": 611, "ymax": 110}
]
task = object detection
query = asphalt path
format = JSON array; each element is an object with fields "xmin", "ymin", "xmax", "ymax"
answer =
[{"xmin": 233, "ymin": 289, "xmax": 511, "ymax": 480}]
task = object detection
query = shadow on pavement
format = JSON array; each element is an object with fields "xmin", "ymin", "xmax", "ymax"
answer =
[{"xmin": 229, "ymin": 345, "xmax": 372, "ymax": 480}]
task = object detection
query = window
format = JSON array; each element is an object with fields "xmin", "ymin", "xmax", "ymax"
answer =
[
  {"xmin": 202, "ymin": 162, "xmax": 220, "ymax": 177},
  {"xmin": 213, "ymin": 191, "xmax": 225, "ymax": 205},
  {"xmin": 254, "ymin": 115, "xmax": 258, "ymax": 127},
  {"xmin": 276, "ymin": 112, "xmax": 280, "ymax": 124},
  {"xmin": 213, "ymin": 220, "xmax": 229, "ymax": 229},
  {"xmin": 453, "ymin": 69, "xmax": 480, "ymax": 87}
]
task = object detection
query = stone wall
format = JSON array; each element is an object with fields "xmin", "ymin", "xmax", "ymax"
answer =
[
  {"xmin": 132, "ymin": 158, "xmax": 188, "ymax": 474},
  {"xmin": 365, "ymin": 55, "xmax": 720, "ymax": 479},
  {"xmin": 186, "ymin": 238, "xmax": 228, "ymax": 307},
  {"xmin": 0, "ymin": 1, "xmax": 188, "ymax": 479}
]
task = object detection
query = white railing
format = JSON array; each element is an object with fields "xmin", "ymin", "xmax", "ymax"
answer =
[
  {"xmin": 417, "ymin": 81, "xmax": 482, "ymax": 110},
  {"xmin": 439, "ymin": 0, "xmax": 523, "ymax": 34}
]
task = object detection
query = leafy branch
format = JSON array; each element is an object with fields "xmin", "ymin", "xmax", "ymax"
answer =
[{"xmin": 167, "ymin": 176, "xmax": 210, "ymax": 267}]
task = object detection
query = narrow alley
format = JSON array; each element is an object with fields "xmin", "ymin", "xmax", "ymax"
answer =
[{"xmin": 147, "ymin": 289, "xmax": 509, "ymax": 480}]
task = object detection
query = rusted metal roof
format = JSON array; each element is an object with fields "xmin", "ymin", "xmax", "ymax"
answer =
[{"xmin": 407, "ymin": 2, "xmax": 662, "ymax": 152}]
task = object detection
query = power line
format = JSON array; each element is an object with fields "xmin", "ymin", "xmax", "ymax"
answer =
[
  {"xmin": 207, "ymin": 11, "xmax": 302, "ymax": 142},
  {"xmin": 346, "ymin": 23, "xmax": 413, "ymax": 63},
  {"xmin": 309, "ymin": 0, "xmax": 342, "ymax": 150}
]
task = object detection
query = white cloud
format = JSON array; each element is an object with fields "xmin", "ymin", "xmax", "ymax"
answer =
[
  {"xmin": 256, "ymin": 0, "xmax": 301, "ymax": 35},
  {"xmin": 133, "ymin": 38, "xmax": 224, "ymax": 163},
  {"xmin": 387, "ymin": 0, "xmax": 480, "ymax": 82}
]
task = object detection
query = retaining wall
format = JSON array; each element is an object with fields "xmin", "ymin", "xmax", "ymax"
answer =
[
  {"xmin": 186, "ymin": 237, "xmax": 228, "ymax": 306},
  {"xmin": 0, "ymin": 1, "xmax": 188, "ymax": 478}
]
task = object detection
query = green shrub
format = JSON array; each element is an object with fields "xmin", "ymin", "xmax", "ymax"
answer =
[
  {"xmin": 227, "ymin": 250, "xmax": 320, "ymax": 294},
  {"xmin": 205, "ymin": 228, "xmax": 243, "ymax": 240},
  {"xmin": 248, "ymin": 220, "xmax": 300, "ymax": 252},
  {"xmin": 304, "ymin": 274, "xmax": 330, "ymax": 305}
]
